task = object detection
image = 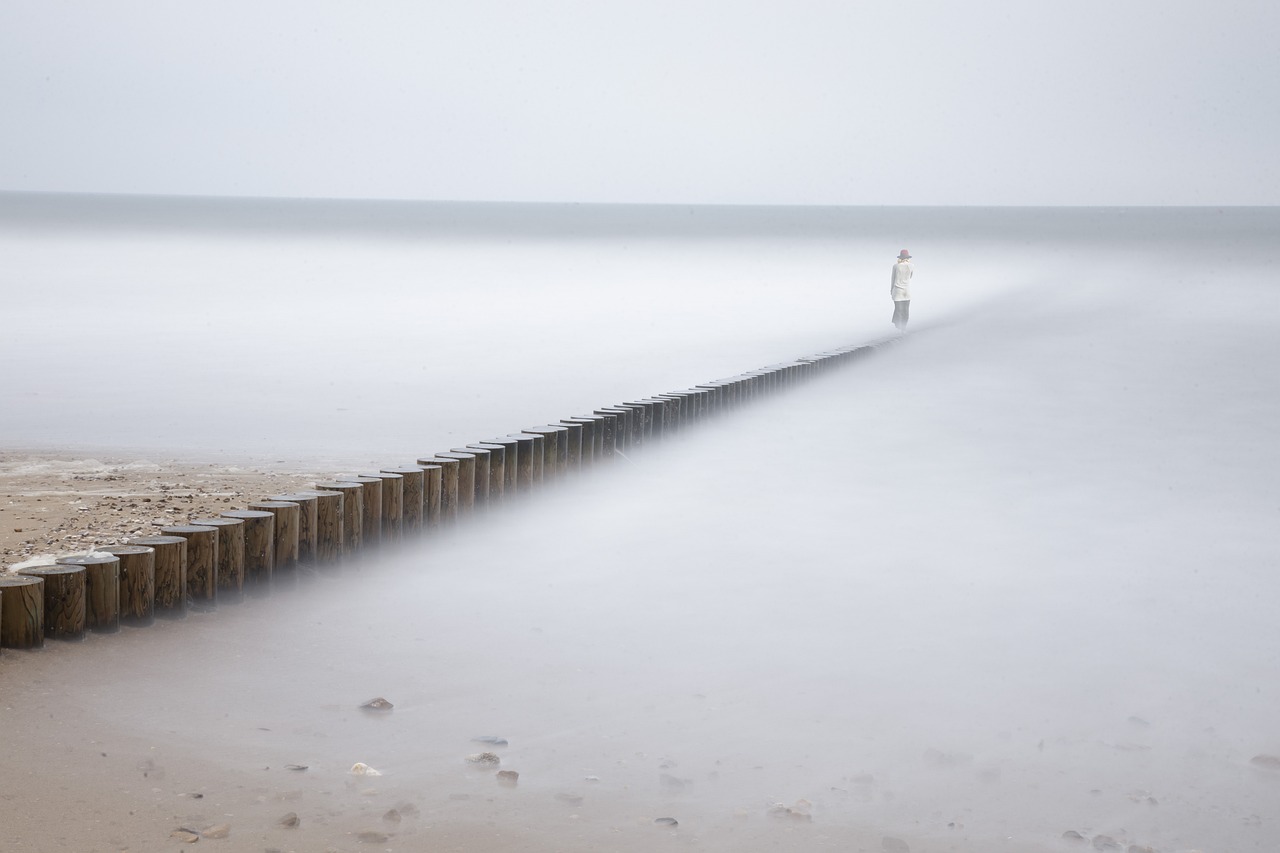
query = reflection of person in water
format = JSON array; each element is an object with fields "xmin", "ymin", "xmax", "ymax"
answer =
[{"xmin": 890, "ymin": 248, "xmax": 913, "ymax": 331}]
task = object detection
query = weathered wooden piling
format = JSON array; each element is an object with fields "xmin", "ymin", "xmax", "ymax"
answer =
[
  {"xmin": 596, "ymin": 407, "xmax": 631, "ymax": 452},
  {"xmin": 127, "ymin": 535, "xmax": 187, "ymax": 618},
  {"xmin": 220, "ymin": 510, "xmax": 274, "ymax": 588},
  {"xmin": 468, "ymin": 444, "xmax": 508, "ymax": 504},
  {"xmin": 161, "ymin": 525, "xmax": 219, "ymax": 607},
  {"xmin": 100, "ymin": 544, "xmax": 155, "ymax": 625},
  {"xmin": 523, "ymin": 426, "xmax": 568, "ymax": 477},
  {"xmin": 313, "ymin": 482, "xmax": 363, "ymax": 556},
  {"xmin": 269, "ymin": 493, "xmax": 319, "ymax": 564},
  {"xmin": 0, "ymin": 575, "xmax": 44, "ymax": 649},
  {"xmin": 415, "ymin": 465, "xmax": 443, "ymax": 529},
  {"xmin": 190, "ymin": 517, "xmax": 245, "ymax": 599},
  {"xmin": 56, "ymin": 553, "xmax": 121, "ymax": 632},
  {"xmin": 586, "ymin": 411, "xmax": 618, "ymax": 457},
  {"xmin": 380, "ymin": 468, "xmax": 425, "ymax": 534},
  {"xmin": 554, "ymin": 420, "xmax": 584, "ymax": 470},
  {"xmin": 17, "ymin": 564, "xmax": 86, "ymax": 641},
  {"xmin": 563, "ymin": 416, "xmax": 604, "ymax": 462},
  {"xmin": 503, "ymin": 434, "xmax": 539, "ymax": 492},
  {"xmin": 417, "ymin": 457, "xmax": 459, "ymax": 523},
  {"xmin": 434, "ymin": 452, "xmax": 477, "ymax": 514},
  {"xmin": 248, "ymin": 501, "xmax": 301, "ymax": 573},
  {"xmin": 360, "ymin": 473, "xmax": 404, "ymax": 542},
  {"xmin": 341, "ymin": 476, "xmax": 384, "ymax": 545},
  {"xmin": 451, "ymin": 448, "xmax": 490, "ymax": 508},
  {"xmin": 612, "ymin": 405, "xmax": 647, "ymax": 447},
  {"xmin": 293, "ymin": 490, "xmax": 344, "ymax": 562}
]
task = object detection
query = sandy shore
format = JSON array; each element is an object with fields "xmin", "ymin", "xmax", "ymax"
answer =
[{"xmin": 1, "ymin": 450, "xmax": 331, "ymax": 571}]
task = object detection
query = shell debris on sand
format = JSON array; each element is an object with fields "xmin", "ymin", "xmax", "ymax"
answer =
[
  {"xmin": 466, "ymin": 752, "xmax": 501, "ymax": 766},
  {"xmin": 360, "ymin": 697, "xmax": 394, "ymax": 711},
  {"xmin": 350, "ymin": 762, "xmax": 383, "ymax": 776}
]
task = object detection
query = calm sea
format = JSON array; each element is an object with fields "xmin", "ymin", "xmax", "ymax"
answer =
[{"xmin": 1, "ymin": 192, "xmax": 1275, "ymax": 465}]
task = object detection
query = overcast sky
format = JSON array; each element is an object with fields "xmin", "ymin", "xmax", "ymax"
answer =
[{"xmin": 1, "ymin": 0, "xmax": 1276, "ymax": 206}]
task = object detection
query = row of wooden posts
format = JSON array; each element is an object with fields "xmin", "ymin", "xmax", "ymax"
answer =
[{"xmin": 0, "ymin": 344, "xmax": 877, "ymax": 652}]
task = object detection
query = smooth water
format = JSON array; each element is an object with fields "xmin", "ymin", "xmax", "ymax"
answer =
[
  {"xmin": 1, "ymin": 195, "xmax": 1278, "ymax": 852},
  {"xmin": 4, "ymin": 194, "xmax": 1269, "ymax": 466}
]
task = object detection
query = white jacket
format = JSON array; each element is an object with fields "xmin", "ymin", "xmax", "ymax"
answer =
[{"xmin": 890, "ymin": 260, "xmax": 913, "ymax": 301}]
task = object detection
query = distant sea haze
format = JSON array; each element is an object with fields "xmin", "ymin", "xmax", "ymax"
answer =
[
  {"xmin": 2, "ymin": 192, "xmax": 1279, "ymax": 851},
  {"xmin": 0, "ymin": 192, "xmax": 1275, "ymax": 462}
]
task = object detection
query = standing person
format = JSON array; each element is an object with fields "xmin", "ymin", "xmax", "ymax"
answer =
[{"xmin": 890, "ymin": 248, "xmax": 913, "ymax": 331}]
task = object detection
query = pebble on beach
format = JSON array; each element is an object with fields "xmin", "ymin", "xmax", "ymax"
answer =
[{"xmin": 466, "ymin": 752, "xmax": 501, "ymax": 766}]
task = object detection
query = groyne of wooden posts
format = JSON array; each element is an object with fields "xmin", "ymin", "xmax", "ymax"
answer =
[{"xmin": 0, "ymin": 340, "xmax": 888, "ymax": 652}]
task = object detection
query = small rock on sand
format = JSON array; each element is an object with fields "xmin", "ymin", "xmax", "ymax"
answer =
[
  {"xmin": 170, "ymin": 829, "xmax": 200, "ymax": 843},
  {"xmin": 556, "ymin": 792, "xmax": 584, "ymax": 806},
  {"xmin": 466, "ymin": 752, "xmax": 501, "ymax": 766},
  {"xmin": 1062, "ymin": 830, "xmax": 1087, "ymax": 842},
  {"xmin": 472, "ymin": 735, "xmax": 508, "ymax": 746},
  {"xmin": 1092, "ymin": 836, "xmax": 1121, "ymax": 852},
  {"xmin": 350, "ymin": 762, "xmax": 383, "ymax": 776},
  {"xmin": 202, "ymin": 823, "xmax": 231, "ymax": 839},
  {"xmin": 497, "ymin": 770, "xmax": 520, "ymax": 785},
  {"xmin": 1250, "ymin": 754, "xmax": 1280, "ymax": 769},
  {"xmin": 654, "ymin": 817, "xmax": 678, "ymax": 827},
  {"xmin": 278, "ymin": 812, "xmax": 300, "ymax": 828},
  {"xmin": 357, "ymin": 830, "xmax": 390, "ymax": 844},
  {"xmin": 382, "ymin": 809, "xmax": 401, "ymax": 824},
  {"xmin": 360, "ymin": 697, "xmax": 394, "ymax": 711}
]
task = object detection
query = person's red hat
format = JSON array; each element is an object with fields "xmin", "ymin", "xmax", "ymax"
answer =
[{"xmin": 898, "ymin": 249, "xmax": 911, "ymax": 259}]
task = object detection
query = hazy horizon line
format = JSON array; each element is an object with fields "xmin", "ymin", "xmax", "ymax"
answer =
[{"xmin": 1, "ymin": 188, "xmax": 1274, "ymax": 211}]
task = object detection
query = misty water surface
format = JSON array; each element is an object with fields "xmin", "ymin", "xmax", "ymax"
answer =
[{"xmin": 1, "ymin": 198, "xmax": 1278, "ymax": 852}]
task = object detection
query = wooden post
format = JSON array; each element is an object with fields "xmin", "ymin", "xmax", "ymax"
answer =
[
  {"xmin": 586, "ymin": 411, "xmax": 618, "ymax": 457},
  {"xmin": 100, "ymin": 545, "xmax": 155, "ymax": 625},
  {"xmin": 128, "ymin": 535, "xmax": 187, "ymax": 618},
  {"xmin": 0, "ymin": 575, "xmax": 44, "ymax": 649},
  {"xmin": 361, "ymin": 473, "xmax": 404, "ymax": 542},
  {"xmin": 190, "ymin": 517, "xmax": 245, "ymax": 599},
  {"xmin": 503, "ymin": 434, "xmax": 538, "ymax": 493},
  {"xmin": 161, "ymin": 525, "xmax": 219, "ymax": 608},
  {"xmin": 17, "ymin": 565, "xmax": 86, "ymax": 641},
  {"xmin": 452, "ymin": 448, "xmax": 490, "ymax": 509},
  {"xmin": 417, "ymin": 458, "xmax": 458, "ymax": 524},
  {"xmin": 380, "ymin": 468, "xmax": 425, "ymax": 534},
  {"xmin": 468, "ymin": 443, "xmax": 507, "ymax": 505},
  {"xmin": 523, "ymin": 426, "xmax": 567, "ymax": 477},
  {"xmin": 434, "ymin": 453, "xmax": 477, "ymax": 515},
  {"xmin": 56, "ymin": 553, "xmax": 120, "ymax": 633},
  {"xmin": 269, "ymin": 493, "xmax": 319, "ymax": 564},
  {"xmin": 613, "ymin": 405, "xmax": 646, "ymax": 448},
  {"xmin": 221, "ymin": 510, "xmax": 274, "ymax": 589},
  {"xmin": 596, "ymin": 407, "xmax": 631, "ymax": 452},
  {"xmin": 339, "ymin": 476, "xmax": 383, "ymax": 545},
  {"xmin": 294, "ymin": 490, "xmax": 344, "ymax": 562},
  {"xmin": 248, "ymin": 501, "xmax": 300, "ymax": 577},
  {"xmin": 314, "ymin": 482, "xmax": 363, "ymax": 556},
  {"xmin": 554, "ymin": 421, "xmax": 584, "ymax": 470},
  {"xmin": 561, "ymin": 418, "xmax": 598, "ymax": 466},
  {"xmin": 479, "ymin": 438, "xmax": 520, "ymax": 496},
  {"xmin": 655, "ymin": 395, "xmax": 684, "ymax": 433},
  {"xmin": 415, "ymin": 465, "xmax": 443, "ymax": 529}
]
